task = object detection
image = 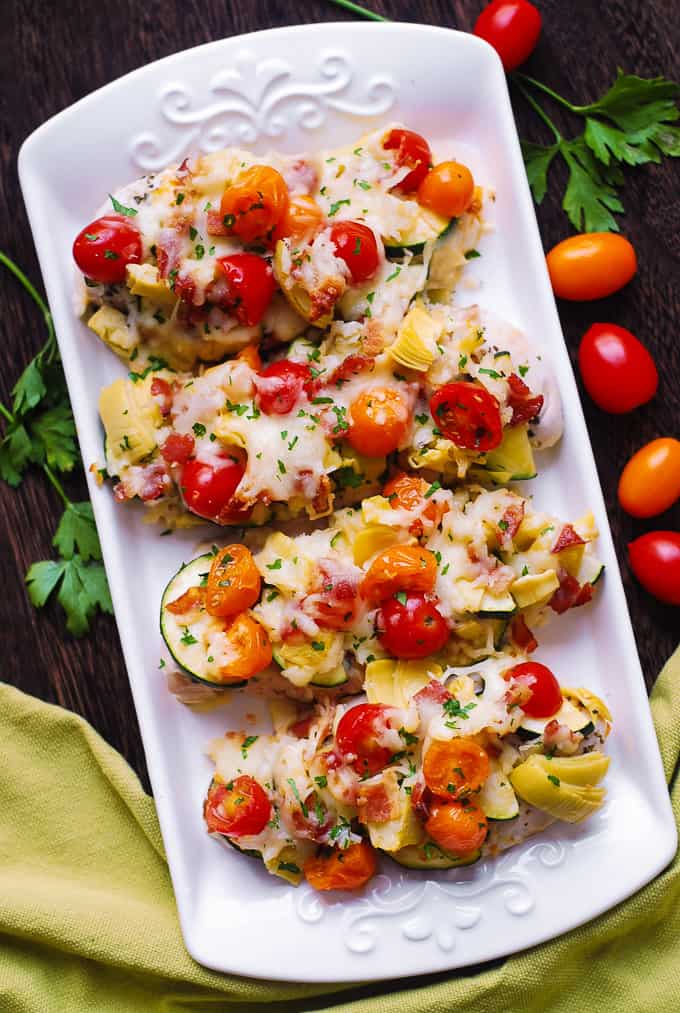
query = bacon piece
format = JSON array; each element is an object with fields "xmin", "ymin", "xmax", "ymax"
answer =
[
  {"xmin": 410, "ymin": 778, "xmax": 431, "ymax": 821},
  {"xmin": 290, "ymin": 714, "xmax": 315, "ymax": 739},
  {"xmin": 166, "ymin": 586, "xmax": 205, "ymax": 615},
  {"xmin": 551, "ymin": 523, "xmax": 586, "ymax": 554},
  {"xmin": 549, "ymin": 570, "xmax": 595, "ymax": 614},
  {"xmin": 507, "ymin": 372, "xmax": 544, "ymax": 426},
  {"xmin": 543, "ymin": 719, "xmax": 581, "ymax": 756},
  {"xmin": 327, "ymin": 355, "xmax": 375, "ymax": 388},
  {"xmin": 309, "ymin": 278, "xmax": 345, "ymax": 322},
  {"xmin": 139, "ymin": 464, "xmax": 169, "ymax": 502},
  {"xmin": 356, "ymin": 778, "xmax": 399, "ymax": 824},
  {"xmin": 498, "ymin": 501, "xmax": 525, "ymax": 544},
  {"xmin": 207, "ymin": 209, "xmax": 229, "ymax": 236},
  {"xmin": 511, "ymin": 614, "xmax": 538, "ymax": 653},
  {"xmin": 160, "ymin": 432, "xmax": 195, "ymax": 465},
  {"xmin": 414, "ymin": 680, "xmax": 451, "ymax": 706},
  {"xmin": 150, "ymin": 377, "xmax": 173, "ymax": 415},
  {"xmin": 304, "ymin": 561, "xmax": 360, "ymax": 632}
]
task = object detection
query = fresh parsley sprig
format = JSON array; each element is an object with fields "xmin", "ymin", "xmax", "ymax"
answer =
[
  {"xmin": 0, "ymin": 251, "xmax": 112, "ymax": 636},
  {"xmin": 517, "ymin": 71, "xmax": 680, "ymax": 231}
]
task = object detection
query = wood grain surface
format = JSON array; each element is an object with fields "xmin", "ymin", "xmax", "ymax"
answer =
[{"xmin": 1, "ymin": 0, "xmax": 678, "ymax": 790}]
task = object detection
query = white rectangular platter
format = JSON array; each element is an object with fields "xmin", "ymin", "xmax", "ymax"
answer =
[{"xmin": 18, "ymin": 22, "xmax": 676, "ymax": 982}]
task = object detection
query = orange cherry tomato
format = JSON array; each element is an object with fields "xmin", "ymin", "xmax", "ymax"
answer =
[
  {"xmin": 217, "ymin": 612, "xmax": 272, "ymax": 683},
  {"xmin": 347, "ymin": 386, "xmax": 411, "ymax": 457},
  {"xmin": 204, "ymin": 775, "xmax": 271, "ymax": 837},
  {"xmin": 360, "ymin": 544, "xmax": 438, "ymax": 604},
  {"xmin": 220, "ymin": 164, "xmax": 289, "ymax": 245},
  {"xmin": 618, "ymin": 438, "xmax": 680, "ymax": 518},
  {"xmin": 383, "ymin": 472, "xmax": 445, "ymax": 535},
  {"xmin": 165, "ymin": 585, "xmax": 204, "ymax": 615},
  {"xmin": 425, "ymin": 798, "xmax": 488, "ymax": 854},
  {"xmin": 273, "ymin": 194, "xmax": 323, "ymax": 243},
  {"xmin": 546, "ymin": 233, "xmax": 637, "ymax": 301},
  {"xmin": 417, "ymin": 161, "xmax": 475, "ymax": 218},
  {"xmin": 304, "ymin": 840, "xmax": 377, "ymax": 891},
  {"xmin": 423, "ymin": 738, "xmax": 490, "ymax": 798},
  {"xmin": 206, "ymin": 545, "xmax": 262, "ymax": 618}
]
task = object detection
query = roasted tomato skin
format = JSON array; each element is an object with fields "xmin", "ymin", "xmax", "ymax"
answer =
[
  {"xmin": 360, "ymin": 545, "xmax": 438, "ymax": 604},
  {"xmin": 377, "ymin": 592, "xmax": 450, "ymax": 660},
  {"xmin": 206, "ymin": 545, "xmax": 261, "ymax": 617},
  {"xmin": 204, "ymin": 775, "xmax": 271, "ymax": 837},
  {"xmin": 383, "ymin": 128, "xmax": 432, "ymax": 192},
  {"xmin": 417, "ymin": 161, "xmax": 475, "ymax": 218},
  {"xmin": 473, "ymin": 0, "xmax": 542, "ymax": 72},
  {"xmin": 429, "ymin": 381, "xmax": 503, "ymax": 451},
  {"xmin": 546, "ymin": 233, "xmax": 637, "ymax": 301},
  {"xmin": 329, "ymin": 221, "xmax": 380, "ymax": 283},
  {"xmin": 423, "ymin": 738, "xmax": 490, "ymax": 798},
  {"xmin": 425, "ymin": 799, "xmax": 488, "ymax": 854},
  {"xmin": 336, "ymin": 703, "xmax": 395, "ymax": 777},
  {"xmin": 73, "ymin": 214, "xmax": 142, "ymax": 284},
  {"xmin": 219, "ymin": 164, "xmax": 289, "ymax": 245},
  {"xmin": 254, "ymin": 359, "xmax": 314, "ymax": 415},
  {"xmin": 578, "ymin": 323, "xmax": 658, "ymax": 413},
  {"xmin": 304, "ymin": 840, "xmax": 377, "ymax": 891},
  {"xmin": 347, "ymin": 386, "xmax": 411, "ymax": 457},
  {"xmin": 506, "ymin": 661, "xmax": 562, "ymax": 718},
  {"xmin": 628, "ymin": 532, "xmax": 680, "ymax": 606},
  {"xmin": 216, "ymin": 254, "xmax": 276, "ymax": 326},
  {"xmin": 218, "ymin": 612, "xmax": 272, "ymax": 682},
  {"xmin": 618, "ymin": 438, "xmax": 680, "ymax": 518},
  {"xmin": 180, "ymin": 450, "xmax": 248, "ymax": 524}
]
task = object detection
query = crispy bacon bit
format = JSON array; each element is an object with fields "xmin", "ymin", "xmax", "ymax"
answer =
[
  {"xmin": 504, "ymin": 679, "xmax": 533, "ymax": 708},
  {"xmin": 498, "ymin": 501, "xmax": 525, "ymax": 544},
  {"xmin": 310, "ymin": 474, "xmax": 333, "ymax": 517},
  {"xmin": 356, "ymin": 775, "xmax": 399, "ymax": 824},
  {"xmin": 362, "ymin": 319, "xmax": 387, "ymax": 356},
  {"xmin": 284, "ymin": 158, "xmax": 319, "ymax": 195},
  {"xmin": 290, "ymin": 714, "xmax": 315, "ymax": 739},
  {"xmin": 507, "ymin": 372, "xmax": 544, "ymax": 426},
  {"xmin": 309, "ymin": 279, "xmax": 345, "ymax": 322},
  {"xmin": 166, "ymin": 586, "xmax": 205, "ymax": 615},
  {"xmin": 410, "ymin": 777, "xmax": 431, "ymax": 821},
  {"xmin": 206, "ymin": 209, "xmax": 229, "ymax": 236},
  {"xmin": 113, "ymin": 481, "xmax": 128, "ymax": 502},
  {"xmin": 139, "ymin": 464, "xmax": 169, "ymax": 502},
  {"xmin": 328, "ymin": 355, "xmax": 375, "ymax": 388},
  {"xmin": 161, "ymin": 432, "xmax": 195, "ymax": 465},
  {"xmin": 543, "ymin": 719, "xmax": 581, "ymax": 756},
  {"xmin": 511, "ymin": 614, "xmax": 538, "ymax": 653},
  {"xmin": 414, "ymin": 680, "xmax": 451, "ymax": 706},
  {"xmin": 304, "ymin": 561, "xmax": 360, "ymax": 631},
  {"xmin": 551, "ymin": 523, "xmax": 586, "ymax": 554},
  {"xmin": 150, "ymin": 376, "xmax": 173, "ymax": 415},
  {"xmin": 549, "ymin": 570, "xmax": 595, "ymax": 614}
]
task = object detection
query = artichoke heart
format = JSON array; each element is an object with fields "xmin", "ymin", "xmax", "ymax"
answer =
[
  {"xmin": 273, "ymin": 631, "xmax": 344, "ymax": 687},
  {"xmin": 366, "ymin": 791, "xmax": 424, "ymax": 852},
  {"xmin": 388, "ymin": 305, "xmax": 442, "ymax": 372},
  {"xmin": 88, "ymin": 305, "xmax": 136, "ymax": 357},
  {"xmin": 562, "ymin": 688, "xmax": 612, "ymax": 731},
  {"xmin": 510, "ymin": 752, "xmax": 609, "ymax": 823},
  {"xmin": 365, "ymin": 658, "xmax": 442, "ymax": 708},
  {"xmin": 99, "ymin": 376, "xmax": 162, "ymax": 466},
  {"xmin": 255, "ymin": 532, "xmax": 315, "ymax": 593},
  {"xmin": 126, "ymin": 263, "xmax": 178, "ymax": 308},
  {"xmin": 273, "ymin": 239, "xmax": 334, "ymax": 328}
]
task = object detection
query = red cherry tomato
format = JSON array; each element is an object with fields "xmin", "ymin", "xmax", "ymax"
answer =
[
  {"xmin": 507, "ymin": 661, "xmax": 562, "ymax": 718},
  {"xmin": 254, "ymin": 359, "xmax": 314, "ymax": 415},
  {"xmin": 383, "ymin": 128, "xmax": 432, "ymax": 192},
  {"xmin": 330, "ymin": 221, "xmax": 380, "ymax": 283},
  {"xmin": 180, "ymin": 450, "xmax": 247, "ymax": 524},
  {"xmin": 473, "ymin": 0, "xmax": 542, "ymax": 72},
  {"xmin": 546, "ymin": 234, "xmax": 637, "ymax": 301},
  {"xmin": 73, "ymin": 214, "xmax": 142, "ymax": 284},
  {"xmin": 578, "ymin": 323, "xmax": 658, "ymax": 414},
  {"xmin": 377, "ymin": 592, "xmax": 450, "ymax": 660},
  {"xmin": 618, "ymin": 439, "xmax": 680, "ymax": 518},
  {"xmin": 160, "ymin": 432, "xmax": 195, "ymax": 465},
  {"xmin": 628, "ymin": 532, "xmax": 680, "ymax": 606},
  {"xmin": 336, "ymin": 703, "xmax": 396, "ymax": 776},
  {"xmin": 204, "ymin": 775, "xmax": 271, "ymax": 837},
  {"xmin": 429, "ymin": 381, "xmax": 503, "ymax": 451},
  {"xmin": 216, "ymin": 253, "xmax": 276, "ymax": 326}
]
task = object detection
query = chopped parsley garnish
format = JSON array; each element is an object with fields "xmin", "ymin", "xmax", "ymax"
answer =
[
  {"xmin": 478, "ymin": 367, "xmax": 501, "ymax": 380},
  {"xmin": 241, "ymin": 735, "xmax": 258, "ymax": 758},
  {"xmin": 385, "ymin": 265, "xmax": 402, "ymax": 282},
  {"xmin": 518, "ymin": 363, "xmax": 530, "ymax": 378},
  {"xmin": 278, "ymin": 861, "xmax": 301, "ymax": 875},
  {"xmin": 547, "ymin": 774, "xmax": 561, "ymax": 787},
  {"xmin": 194, "ymin": 244, "xmax": 205, "ymax": 260},
  {"xmin": 314, "ymin": 775, "xmax": 328, "ymax": 789},
  {"xmin": 394, "ymin": 590, "xmax": 408, "ymax": 606},
  {"xmin": 424, "ymin": 480, "xmax": 441, "ymax": 499},
  {"xmin": 180, "ymin": 627, "xmax": 198, "ymax": 646},
  {"xmin": 311, "ymin": 640, "xmax": 325, "ymax": 652},
  {"xmin": 277, "ymin": 459, "xmax": 286, "ymax": 475},
  {"xmin": 286, "ymin": 778, "xmax": 308, "ymax": 818},
  {"xmin": 328, "ymin": 198, "xmax": 351, "ymax": 217},
  {"xmin": 399, "ymin": 727, "xmax": 418, "ymax": 745},
  {"xmin": 415, "ymin": 413, "xmax": 429, "ymax": 425},
  {"xmin": 464, "ymin": 249, "xmax": 481, "ymax": 260},
  {"xmin": 442, "ymin": 698, "xmax": 477, "ymax": 728},
  {"xmin": 266, "ymin": 588, "xmax": 280, "ymax": 602},
  {"xmin": 192, "ymin": 422, "xmax": 206, "ymax": 438},
  {"xmin": 108, "ymin": 193, "xmax": 138, "ymax": 217},
  {"xmin": 175, "ymin": 192, "xmax": 185, "ymax": 205}
]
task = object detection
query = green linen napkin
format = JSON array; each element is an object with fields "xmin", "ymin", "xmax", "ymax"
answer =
[{"xmin": 1, "ymin": 650, "xmax": 679, "ymax": 1013}]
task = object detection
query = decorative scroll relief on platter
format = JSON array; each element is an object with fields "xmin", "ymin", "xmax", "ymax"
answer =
[
  {"xmin": 129, "ymin": 49, "xmax": 398, "ymax": 172},
  {"xmin": 295, "ymin": 809, "xmax": 610, "ymax": 956}
]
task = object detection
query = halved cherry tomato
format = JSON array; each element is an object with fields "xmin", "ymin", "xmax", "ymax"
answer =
[
  {"xmin": 273, "ymin": 194, "xmax": 323, "ymax": 243},
  {"xmin": 204, "ymin": 775, "xmax": 271, "ymax": 837},
  {"xmin": 417, "ymin": 161, "xmax": 474, "ymax": 218},
  {"xmin": 377, "ymin": 592, "xmax": 450, "ymax": 660},
  {"xmin": 180, "ymin": 450, "xmax": 247, "ymax": 524},
  {"xmin": 254, "ymin": 359, "xmax": 314, "ymax": 415},
  {"xmin": 347, "ymin": 386, "xmax": 411, "ymax": 457},
  {"xmin": 423, "ymin": 738, "xmax": 491, "ymax": 799},
  {"xmin": 628, "ymin": 532, "xmax": 680, "ymax": 606},
  {"xmin": 73, "ymin": 214, "xmax": 142, "ymax": 284},
  {"xmin": 218, "ymin": 612, "xmax": 272, "ymax": 682},
  {"xmin": 383, "ymin": 472, "xmax": 446, "ymax": 535},
  {"xmin": 329, "ymin": 221, "xmax": 380, "ymax": 283},
  {"xmin": 160, "ymin": 432, "xmax": 195, "ymax": 465},
  {"xmin": 304, "ymin": 840, "xmax": 376, "ymax": 891},
  {"xmin": 473, "ymin": 0, "xmax": 542, "ymax": 72},
  {"xmin": 383, "ymin": 128, "xmax": 432, "ymax": 192},
  {"xmin": 219, "ymin": 164, "xmax": 289, "ymax": 245},
  {"xmin": 336, "ymin": 702, "xmax": 396, "ymax": 776},
  {"xmin": 546, "ymin": 234, "xmax": 637, "ymax": 301},
  {"xmin": 506, "ymin": 661, "xmax": 562, "ymax": 718},
  {"xmin": 360, "ymin": 545, "xmax": 438, "ymax": 604},
  {"xmin": 216, "ymin": 253, "xmax": 276, "ymax": 326},
  {"xmin": 429, "ymin": 381, "xmax": 503, "ymax": 451},
  {"xmin": 578, "ymin": 323, "xmax": 658, "ymax": 413},
  {"xmin": 206, "ymin": 545, "xmax": 261, "ymax": 618},
  {"xmin": 165, "ymin": 586, "xmax": 204, "ymax": 615},
  {"xmin": 618, "ymin": 439, "xmax": 680, "ymax": 518},
  {"xmin": 425, "ymin": 799, "xmax": 488, "ymax": 854}
]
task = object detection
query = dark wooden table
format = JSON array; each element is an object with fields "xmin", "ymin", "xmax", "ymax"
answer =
[{"xmin": 1, "ymin": 0, "xmax": 678, "ymax": 790}]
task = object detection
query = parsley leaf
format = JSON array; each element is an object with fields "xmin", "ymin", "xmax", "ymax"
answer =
[
  {"xmin": 30, "ymin": 403, "xmax": 79, "ymax": 472},
  {"xmin": 52, "ymin": 501, "xmax": 102, "ymax": 562},
  {"xmin": 26, "ymin": 556, "xmax": 112, "ymax": 636}
]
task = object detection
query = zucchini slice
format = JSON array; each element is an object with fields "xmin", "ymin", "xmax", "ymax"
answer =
[
  {"xmin": 577, "ymin": 554, "xmax": 605, "ymax": 587},
  {"xmin": 160, "ymin": 555, "xmax": 248, "ymax": 688},
  {"xmin": 479, "ymin": 766, "xmax": 519, "ymax": 821},
  {"xmin": 384, "ymin": 212, "xmax": 453, "ymax": 256},
  {"xmin": 477, "ymin": 591, "xmax": 517, "ymax": 618},
  {"xmin": 390, "ymin": 841, "xmax": 482, "ymax": 870},
  {"xmin": 516, "ymin": 697, "xmax": 595, "ymax": 742}
]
